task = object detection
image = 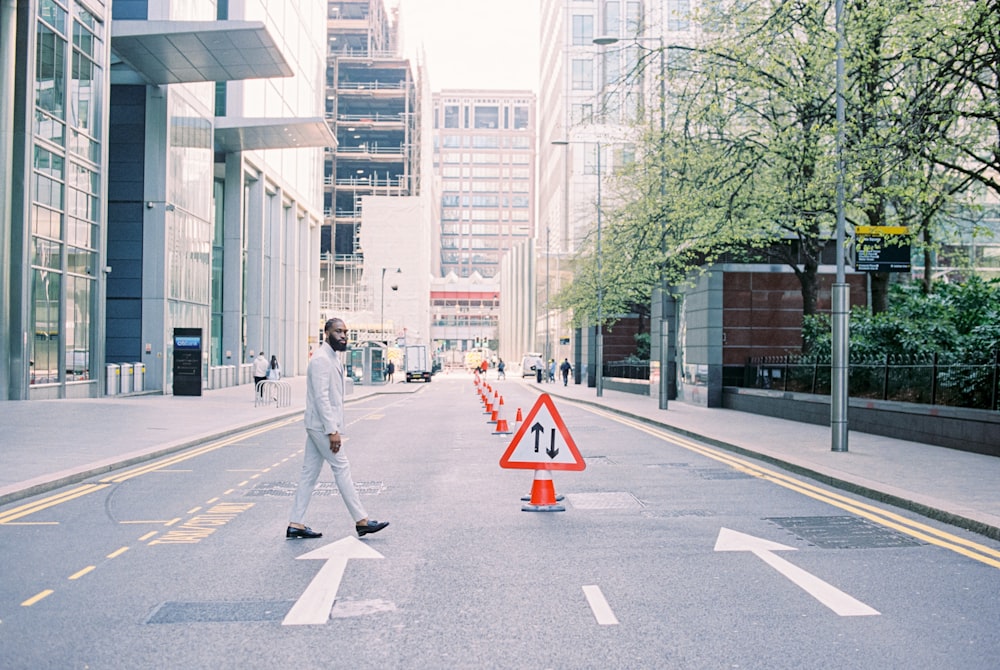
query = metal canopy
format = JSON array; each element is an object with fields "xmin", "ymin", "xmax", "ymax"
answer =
[
  {"xmin": 111, "ymin": 20, "xmax": 292, "ymax": 85},
  {"xmin": 214, "ymin": 117, "xmax": 336, "ymax": 152}
]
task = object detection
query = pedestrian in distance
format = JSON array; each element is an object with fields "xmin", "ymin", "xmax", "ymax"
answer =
[
  {"xmin": 252, "ymin": 350, "xmax": 269, "ymax": 397},
  {"xmin": 548, "ymin": 359, "xmax": 556, "ymax": 383},
  {"xmin": 267, "ymin": 355, "xmax": 281, "ymax": 380},
  {"xmin": 286, "ymin": 317, "xmax": 389, "ymax": 540},
  {"xmin": 386, "ymin": 359, "xmax": 395, "ymax": 383},
  {"xmin": 560, "ymin": 358, "xmax": 572, "ymax": 386},
  {"xmin": 534, "ymin": 355, "xmax": 544, "ymax": 383},
  {"xmin": 497, "ymin": 358, "xmax": 506, "ymax": 380}
]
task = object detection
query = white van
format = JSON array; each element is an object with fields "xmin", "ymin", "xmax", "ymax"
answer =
[{"xmin": 520, "ymin": 352, "xmax": 543, "ymax": 378}]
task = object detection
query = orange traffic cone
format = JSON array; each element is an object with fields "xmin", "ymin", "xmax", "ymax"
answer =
[
  {"xmin": 521, "ymin": 470, "xmax": 565, "ymax": 512},
  {"xmin": 488, "ymin": 408, "xmax": 499, "ymax": 424},
  {"xmin": 493, "ymin": 417, "xmax": 512, "ymax": 435},
  {"xmin": 515, "ymin": 407, "xmax": 523, "ymax": 423}
]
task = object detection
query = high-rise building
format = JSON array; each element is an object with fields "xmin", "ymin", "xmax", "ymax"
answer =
[
  {"xmin": 323, "ymin": 0, "xmax": 425, "ymax": 346},
  {"xmin": 538, "ymin": 0, "xmax": 678, "ymax": 366},
  {"xmin": 1, "ymin": 0, "xmax": 332, "ymax": 399},
  {"xmin": 427, "ymin": 91, "xmax": 536, "ymax": 363},
  {"xmin": 431, "ymin": 90, "xmax": 536, "ymax": 279}
]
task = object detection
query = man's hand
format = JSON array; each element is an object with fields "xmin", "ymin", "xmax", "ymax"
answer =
[{"xmin": 329, "ymin": 432, "xmax": 342, "ymax": 454}]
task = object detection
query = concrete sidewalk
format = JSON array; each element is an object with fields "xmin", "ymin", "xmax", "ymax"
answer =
[
  {"xmin": 2, "ymin": 372, "xmax": 998, "ymax": 541},
  {"xmin": 0, "ymin": 377, "xmax": 420, "ymax": 505}
]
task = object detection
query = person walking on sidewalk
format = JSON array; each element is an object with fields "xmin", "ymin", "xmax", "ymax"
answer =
[
  {"xmin": 286, "ymin": 317, "xmax": 389, "ymax": 540},
  {"xmin": 267, "ymin": 355, "xmax": 281, "ymax": 380},
  {"xmin": 559, "ymin": 358, "xmax": 572, "ymax": 386},
  {"xmin": 252, "ymin": 351, "xmax": 269, "ymax": 397},
  {"xmin": 386, "ymin": 359, "xmax": 395, "ymax": 383}
]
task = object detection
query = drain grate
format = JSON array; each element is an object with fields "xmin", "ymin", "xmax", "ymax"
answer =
[
  {"xmin": 694, "ymin": 468, "xmax": 753, "ymax": 480},
  {"xmin": 244, "ymin": 481, "xmax": 385, "ymax": 497},
  {"xmin": 767, "ymin": 516, "xmax": 925, "ymax": 549},
  {"xmin": 566, "ymin": 491, "xmax": 644, "ymax": 510},
  {"xmin": 147, "ymin": 600, "xmax": 293, "ymax": 624}
]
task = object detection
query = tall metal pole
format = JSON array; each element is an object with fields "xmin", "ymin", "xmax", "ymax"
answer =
[
  {"xmin": 831, "ymin": 0, "xmax": 849, "ymax": 451},
  {"xmin": 656, "ymin": 39, "xmax": 669, "ymax": 410},
  {"xmin": 380, "ymin": 267, "xmax": 387, "ymax": 345},
  {"xmin": 545, "ymin": 223, "xmax": 550, "ymax": 362},
  {"xmin": 596, "ymin": 141, "xmax": 604, "ymax": 398}
]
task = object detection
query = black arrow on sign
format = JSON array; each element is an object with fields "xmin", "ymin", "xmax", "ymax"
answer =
[
  {"xmin": 531, "ymin": 422, "xmax": 544, "ymax": 452},
  {"xmin": 546, "ymin": 430, "xmax": 559, "ymax": 459}
]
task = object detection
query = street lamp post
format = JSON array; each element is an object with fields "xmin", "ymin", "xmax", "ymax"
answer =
[
  {"xmin": 552, "ymin": 139, "xmax": 603, "ymax": 397},
  {"xmin": 594, "ymin": 33, "xmax": 668, "ymax": 409},
  {"xmin": 380, "ymin": 267, "xmax": 401, "ymax": 346},
  {"xmin": 831, "ymin": 0, "xmax": 849, "ymax": 451}
]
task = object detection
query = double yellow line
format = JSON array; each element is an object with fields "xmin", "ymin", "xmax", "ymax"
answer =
[
  {"xmin": 589, "ymin": 407, "xmax": 1000, "ymax": 570},
  {"xmin": 0, "ymin": 417, "xmax": 300, "ymax": 525}
]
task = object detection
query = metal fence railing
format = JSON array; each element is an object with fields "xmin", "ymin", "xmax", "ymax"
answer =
[
  {"xmin": 743, "ymin": 352, "xmax": 1000, "ymax": 411},
  {"xmin": 604, "ymin": 360, "xmax": 650, "ymax": 381}
]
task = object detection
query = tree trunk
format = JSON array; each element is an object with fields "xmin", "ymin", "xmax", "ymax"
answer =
[
  {"xmin": 798, "ymin": 260, "xmax": 819, "ymax": 354},
  {"xmin": 922, "ymin": 226, "xmax": 933, "ymax": 294}
]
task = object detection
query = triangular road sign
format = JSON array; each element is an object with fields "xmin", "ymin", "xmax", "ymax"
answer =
[{"xmin": 499, "ymin": 393, "xmax": 586, "ymax": 471}]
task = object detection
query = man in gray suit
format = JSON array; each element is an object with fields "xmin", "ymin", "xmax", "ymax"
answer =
[{"xmin": 286, "ymin": 317, "xmax": 389, "ymax": 539}]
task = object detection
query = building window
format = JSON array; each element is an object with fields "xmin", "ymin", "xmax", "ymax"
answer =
[
  {"xmin": 572, "ymin": 102, "xmax": 594, "ymax": 124},
  {"xmin": 666, "ymin": 0, "xmax": 691, "ymax": 31},
  {"xmin": 572, "ymin": 15, "xmax": 594, "ymax": 46},
  {"xmin": 572, "ymin": 59, "xmax": 594, "ymax": 90},
  {"xmin": 603, "ymin": 1, "xmax": 619, "ymax": 35},
  {"xmin": 444, "ymin": 105, "xmax": 460, "ymax": 128},
  {"xmin": 513, "ymin": 106, "xmax": 530, "ymax": 129},
  {"xmin": 474, "ymin": 105, "xmax": 499, "ymax": 129}
]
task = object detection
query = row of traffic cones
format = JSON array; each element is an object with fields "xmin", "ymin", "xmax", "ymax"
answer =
[
  {"xmin": 473, "ymin": 376, "xmax": 564, "ymax": 512},
  {"xmin": 474, "ymin": 375, "xmax": 516, "ymax": 435}
]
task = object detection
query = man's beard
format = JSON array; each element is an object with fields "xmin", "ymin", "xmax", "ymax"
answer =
[{"xmin": 327, "ymin": 335, "xmax": 347, "ymax": 352}]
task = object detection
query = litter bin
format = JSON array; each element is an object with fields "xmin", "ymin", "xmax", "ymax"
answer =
[
  {"xmin": 106, "ymin": 364, "xmax": 120, "ymax": 396},
  {"xmin": 133, "ymin": 362, "xmax": 145, "ymax": 392},
  {"xmin": 120, "ymin": 363, "xmax": 134, "ymax": 394}
]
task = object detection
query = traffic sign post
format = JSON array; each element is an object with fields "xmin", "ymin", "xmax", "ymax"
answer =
[{"xmin": 499, "ymin": 394, "xmax": 585, "ymax": 511}]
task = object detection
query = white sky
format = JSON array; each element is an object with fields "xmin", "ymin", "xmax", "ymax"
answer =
[{"xmin": 392, "ymin": 0, "xmax": 540, "ymax": 92}]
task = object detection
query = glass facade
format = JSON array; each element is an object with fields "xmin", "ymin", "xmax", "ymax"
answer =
[{"xmin": 29, "ymin": 0, "xmax": 105, "ymax": 390}]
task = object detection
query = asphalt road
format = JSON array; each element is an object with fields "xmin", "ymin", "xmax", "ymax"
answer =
[{"xmin": 2, "ymin": 378, "xmax": 998, "ymax": 669}]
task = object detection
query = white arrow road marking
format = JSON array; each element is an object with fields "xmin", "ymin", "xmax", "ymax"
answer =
[
  {"xmin": 282, "ymin": 536, "xmax": 385, "ymax": 626},
  {"xmin": 582, "ymin": 585, "xmax": 619, "ymax": 625},
  {"xmin": 714, "ymin": 528, "xmax": 880, "ymax": 617}
]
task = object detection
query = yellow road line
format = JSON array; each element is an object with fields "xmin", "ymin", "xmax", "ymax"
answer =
[
  {"xmin": 1, "ymin": 419, "xmax": 297, "ymax": 525},
  {"xmin": 0, "ymin": 484, "xmax": 110, "ymax": 524},
  {"xmin": 69, "ymin": 566, "xmax": 95, "ymax": 580},
  {"xmin": 21, "ymin": 589, "xmax": 53, "ymax": 606},
  {"xmin": 584, "ymin": 406, "xmax": 1000, "ymax": 570}
]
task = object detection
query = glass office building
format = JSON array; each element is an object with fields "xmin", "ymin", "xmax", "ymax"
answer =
[{"xmin": 1, "ymin": 0, "xmax": 332, "ymax": 400}]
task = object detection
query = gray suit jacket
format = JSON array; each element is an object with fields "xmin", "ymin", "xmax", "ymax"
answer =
[{"xmin": 304, "ymin": 342, "xmax": 345, "ymax": 435}]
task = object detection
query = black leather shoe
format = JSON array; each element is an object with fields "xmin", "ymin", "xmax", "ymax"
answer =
[
  {"xmin": 286, "ymin": 525, "xmax": 322, "ymax": 540},
  {"xmin": 356, "ymin": 520, "xmax": 389, "ymax": 537}
]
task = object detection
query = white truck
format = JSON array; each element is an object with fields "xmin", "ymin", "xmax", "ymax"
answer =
[{"xmin": 403, "ymin": 344, "xmax": 432, "ymax": 383}]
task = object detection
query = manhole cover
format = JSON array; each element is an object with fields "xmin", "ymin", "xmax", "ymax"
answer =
[
  {"xmin": 565, "ymin": 492, "xmax": 644, "ymax": 510},
  {"xmin": 245, "ymin": 481, "xmax": 385, "ymax": 497},
  {"xmin": 147, "ymin": 600, "xmax": 292, "ymax": 624},
  {"xmin": 767, "ymin": 516, "xmax": 924, "ymax": 549}
]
